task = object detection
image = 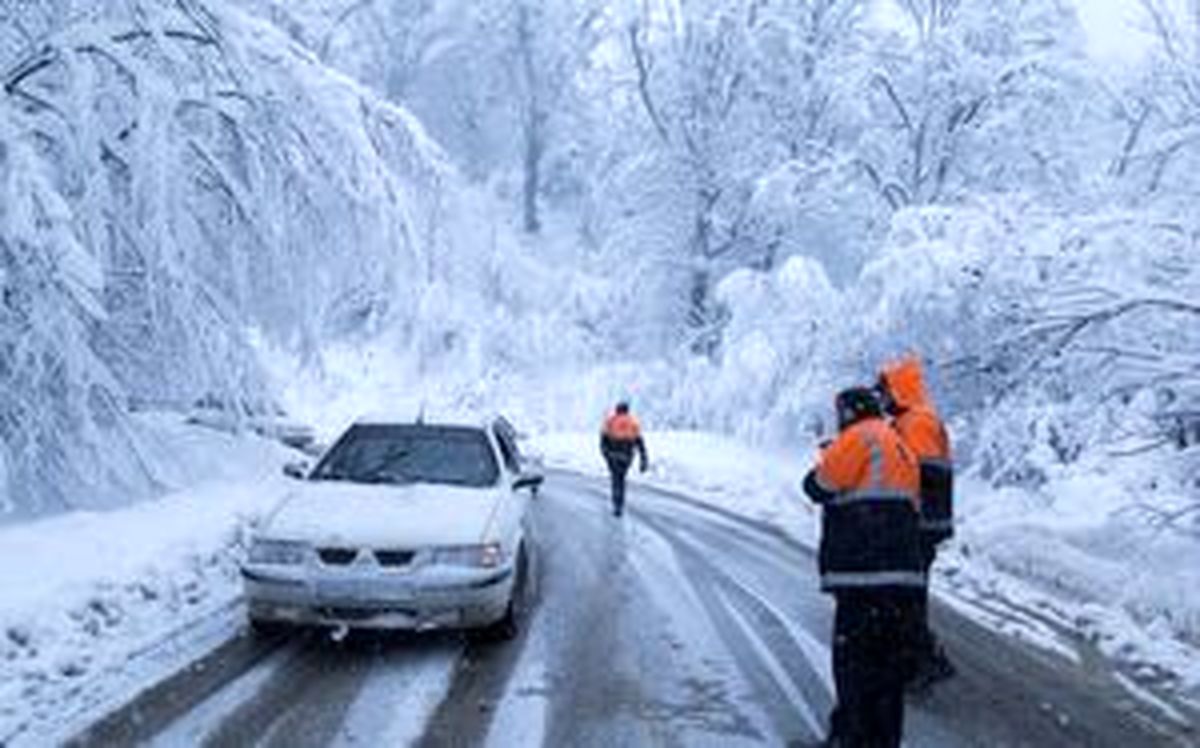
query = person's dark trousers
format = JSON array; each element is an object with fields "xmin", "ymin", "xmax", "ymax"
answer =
[
  {"xmin": 913, "ymin": 539, "xmax": 939, "ymax": 662},
  {"xmin": 607, "ymin": 458, "xmax": 631, "ymax": 516},
  {"xmin": 828, "ymin": 589, "xmax": 921, "ymax": 748}
]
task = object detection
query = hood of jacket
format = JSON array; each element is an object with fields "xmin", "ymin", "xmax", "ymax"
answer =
[{"xmin": 881, "ymin": 356, "xmax": 932, "ymax": 412}]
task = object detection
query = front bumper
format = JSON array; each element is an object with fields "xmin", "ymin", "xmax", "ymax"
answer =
[{"xmin": 241, "ymin": 563, "xmax": 515, "ymax": 630}]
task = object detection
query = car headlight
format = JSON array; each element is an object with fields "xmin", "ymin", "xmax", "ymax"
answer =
[
  {"xmin": 248, "ymin": 538, "xmax": 308, "ymax": 565},
  {"xmin": 431, "ymin": 543, "xmax": 505, "ymax": 569}
]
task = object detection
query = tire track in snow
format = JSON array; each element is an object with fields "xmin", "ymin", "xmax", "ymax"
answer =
[
  {"xmin": 198, "ymin": 637, "xmax": 360, "ymax": 747},
  {"xmin": 629, "ymin": 508, "xmax": 830, "ymax": 745},
  {"xmin": 666, "ymin": 524, "xmax": 833, "ymax": 713},
  {"xmin": 508, "ymin": 479, "xmax": 765, "ymax": 747},
  {"xmin": 416, "ymin": 582, "xmax": 540, "ymax": 748},
  {"xmin": 65, "ymin": 624, "xmax": 293, "ymax": 747},
  {"xmin": 201, "ymin": 634, "xmax": 461, "ymax": 748}
]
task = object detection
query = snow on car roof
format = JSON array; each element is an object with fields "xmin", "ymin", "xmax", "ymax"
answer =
[{"xmin": 352, "ymin": 408, "xmax": 498, "ymax": 429}]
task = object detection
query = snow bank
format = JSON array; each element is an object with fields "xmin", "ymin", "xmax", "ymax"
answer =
[
  {"xmin": 945, "ymin": 460, "xmax": 1200, "ymax": 698},
  {"xmin": 0, "ymin": 420, "xmax": 293, "ymax": 745}
]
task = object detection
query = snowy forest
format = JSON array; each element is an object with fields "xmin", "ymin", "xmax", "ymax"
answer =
[
  {"xmin": 1, "ymin": 0, "xmax": 1198, "ymax": 530},
  {"xmin": 4, "ymin": 1, "xmax": 1200, "ymax": 742}
]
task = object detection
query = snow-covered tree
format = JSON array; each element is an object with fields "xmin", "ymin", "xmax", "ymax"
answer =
[{"xmin": 0, "ymin": 0, "xmax": 599, "ymax": 516}]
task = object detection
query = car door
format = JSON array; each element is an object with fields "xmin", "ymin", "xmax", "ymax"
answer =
[{"xmin": 491, "ymin": 420, "xmax": 533, "ymax": 557}]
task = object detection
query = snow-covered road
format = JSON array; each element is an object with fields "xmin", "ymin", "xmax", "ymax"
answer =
[{"xmin": 69, "ymin": 473, "xmax": 1197, "ymax": 747}]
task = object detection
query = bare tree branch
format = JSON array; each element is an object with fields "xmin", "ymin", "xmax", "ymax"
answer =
[
  {"xmin": 3, "ymin": 46, "xmax": 59, "ymax": 94},
  {"xmin": 1111, "ymin": 101, "xmax": 1152, "ymax": 178},
  {"xmin": 872, "ymin": 72, "xmax": 914, "ymax": 134},
  {"xmin": 319, "ymin": 0, "xmax": 379, "ymax": 60},
  {"xmin": 1113, "ymin": 501, "xmax": 1200, "ymax": 537},
  {"xmin": 627, "ymin": 22, "xmax": 670, "ymax": 144},
  {"xmin": 111, "ymin": 28, "xmax": 218, "ymax": 46},
  {"xmin": 947, "ymin": 94, "xmax": 986, "ymax": 132},
  {"xmin": 174, "ymin": 0, "xmax": 222, "ymax": 48},
  {"xmin": 855, "ymin": 158, "xmax": 905, "ymax": 210},
  {"xmin": 991, "ymin": 296, "xmax": 1200, "ymax": 404}
]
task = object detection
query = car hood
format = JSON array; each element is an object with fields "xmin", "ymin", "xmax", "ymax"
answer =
[{"xmin": 262, "ymin": 480, "xmax": 503, "ymax": 548}]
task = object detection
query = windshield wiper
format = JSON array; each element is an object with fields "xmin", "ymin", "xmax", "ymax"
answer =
[
  {"xmin": 313, "ymin": 470, "xmax": 354, "ymax": 482},
  {"xmin": 359, "ymin": 467, "xmax": 419, "ymax": 485}
]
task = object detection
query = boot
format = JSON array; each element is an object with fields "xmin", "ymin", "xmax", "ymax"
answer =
[{"xmin": 907, "ymin": 645, "xmax": 956, "ymax": 694}]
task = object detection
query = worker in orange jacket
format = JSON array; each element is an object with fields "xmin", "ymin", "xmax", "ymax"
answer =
[
  {"xmin": 803, "ymin": 387, "xmax": 924, "ymax": 748},
  {"xmin": 600, "ymin": 401, "xmax": 647, "ymax": 517},
  {"xmin": 877, "ymin": 356, "xmax": 956, "ymax": 691}
]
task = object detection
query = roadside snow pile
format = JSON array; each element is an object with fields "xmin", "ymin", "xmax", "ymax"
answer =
[
  {"xmin": 945, "ymin": 461, "xmax": 1200, "ymax": 699},
  {"xmin": 532, "ymin": 431, "xmax": 817, "ymax": 542},
  {"xmin": 0, "ymin": 421, "xmax": 291, "ymax": 745}
]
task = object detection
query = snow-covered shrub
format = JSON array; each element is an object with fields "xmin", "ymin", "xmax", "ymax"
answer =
[
  {"xmin": 958, "ymin": 211, "xmax": 1200, "ymax": 493},
  {"xmin": 675, "ymin": 254, "xmax": 846, "ymax": 444}
]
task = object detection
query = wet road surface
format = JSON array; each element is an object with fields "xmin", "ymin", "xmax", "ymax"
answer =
[{"xmin": 70, "ymin": 472, "xmax": 1198, "ymax": 747}]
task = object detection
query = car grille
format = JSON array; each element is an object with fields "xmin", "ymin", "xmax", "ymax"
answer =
[
  {"xmin": 317, "ymin": 547, "xmax": 359, "ymax": 566},
  {"xmin": 374, "ymin": 550, "xmax": 416, "ymax": 568}
]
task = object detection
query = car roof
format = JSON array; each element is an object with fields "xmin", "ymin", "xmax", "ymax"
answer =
[{"xmin": 352, "ymin": 409, "xmax": 505, "ymax": 431}]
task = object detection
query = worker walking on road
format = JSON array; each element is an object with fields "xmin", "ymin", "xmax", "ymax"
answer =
[
  {"xmin": 878, "ymin": 356, "xmax": 956, "ymax": 691},
  {"xmin": 803, "ymin": 387, "xmax": 925, "ymax": 748},
  {"xmin": 600, "ymin": 401, "xmax": 648, "ymax": 517}
]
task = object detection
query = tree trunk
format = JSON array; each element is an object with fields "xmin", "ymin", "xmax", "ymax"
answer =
[
  {"xmin": 518, "ymin": 4, "xmax": 541, "ymax": 234},
  {"xmin": 523, "ymin": 111, "xmax": 541, "ymax": 234}
]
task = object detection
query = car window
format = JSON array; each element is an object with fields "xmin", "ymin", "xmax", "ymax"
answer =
[
  {"xmin": 311, "ymin": 424, "xmax": 500, "ymax": 488},
  {"xmin": 493, "ymin": 423, "xmax": 520, "ymax": 473},
  {"xmin": 497, "ymin": 417, "xmax": 524, "ymax": 456}
]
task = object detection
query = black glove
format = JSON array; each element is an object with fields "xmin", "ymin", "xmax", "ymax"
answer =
[{"xmin": 639, "ymin": 460, "xmax": 648, "ymax": 473}]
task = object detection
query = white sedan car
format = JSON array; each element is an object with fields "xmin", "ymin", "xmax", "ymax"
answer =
[{"xmin": 241, "ymin": 415, "xmax": 542, "ymax": 639}]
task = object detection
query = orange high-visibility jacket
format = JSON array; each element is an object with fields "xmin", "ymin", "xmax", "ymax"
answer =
[
  {"xmin": 600, "ymin": 412, "xmax": 647, "ymax": 467},
  {"xmin": 602, "ymin": 413, "xmax": 642, "ymax": 441},
  {"xmin": 808, "ymin": 417, "xmax": 924, "ymax": 592},
  {"xmin": 880, "ymin": 357, "xmax": 954, "ymax": 542}
]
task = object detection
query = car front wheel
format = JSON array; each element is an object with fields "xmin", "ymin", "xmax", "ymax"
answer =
[{"xmin": 474, "ymin": 550, "xmax": 528, "ymax": 642}]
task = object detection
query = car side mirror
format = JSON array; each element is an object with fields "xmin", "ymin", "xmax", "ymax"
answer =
[
  {"xmin": 283, "ymin": 461, "xmax": 310, "ymax": 480},
  {"xmin": 300, "ymin": 441, "xmax": 328, "ymax": 458},
  {"xmin": 512, "ymin": 473, "xmax": 544, "ymax": 494}
]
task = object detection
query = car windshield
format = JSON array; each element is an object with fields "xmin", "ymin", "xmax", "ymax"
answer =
[{"xmin": 310, "ymin": 424, "xmax": 499, "ymax": 488}]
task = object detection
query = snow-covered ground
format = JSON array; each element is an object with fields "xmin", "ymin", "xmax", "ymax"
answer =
[
  {"xmin": 2, "ymin": 420, "xmax": 1195, "ymax": 743},
  {"xmin": 533, "ymin": 430, "xmax": 1200, "ymax": 715},
  {"xmin": 0, "ymin": 414, "xmax": 295, "ymax": 745},
  {"xmin": 944, "ymin": 467, "xmax": 1200, "ymax": 705}
]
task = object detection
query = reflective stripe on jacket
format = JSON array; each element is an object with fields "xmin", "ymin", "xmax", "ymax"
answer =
[
  {"xmin": 881, "ymin": 357, "xmax": 955, "ymax": 542},
  {"xmin": 809, "ymin": 417, "xmax": 924, "ymax": 592}
]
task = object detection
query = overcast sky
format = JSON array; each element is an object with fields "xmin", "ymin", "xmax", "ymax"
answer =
[
  {"xmin": 1075, "ymin": 0, "xmax": 1159, "ymax": 63},
  {"xmin": 867, "ymin": 0, "xmax": 1178, "ymax": 66}
]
